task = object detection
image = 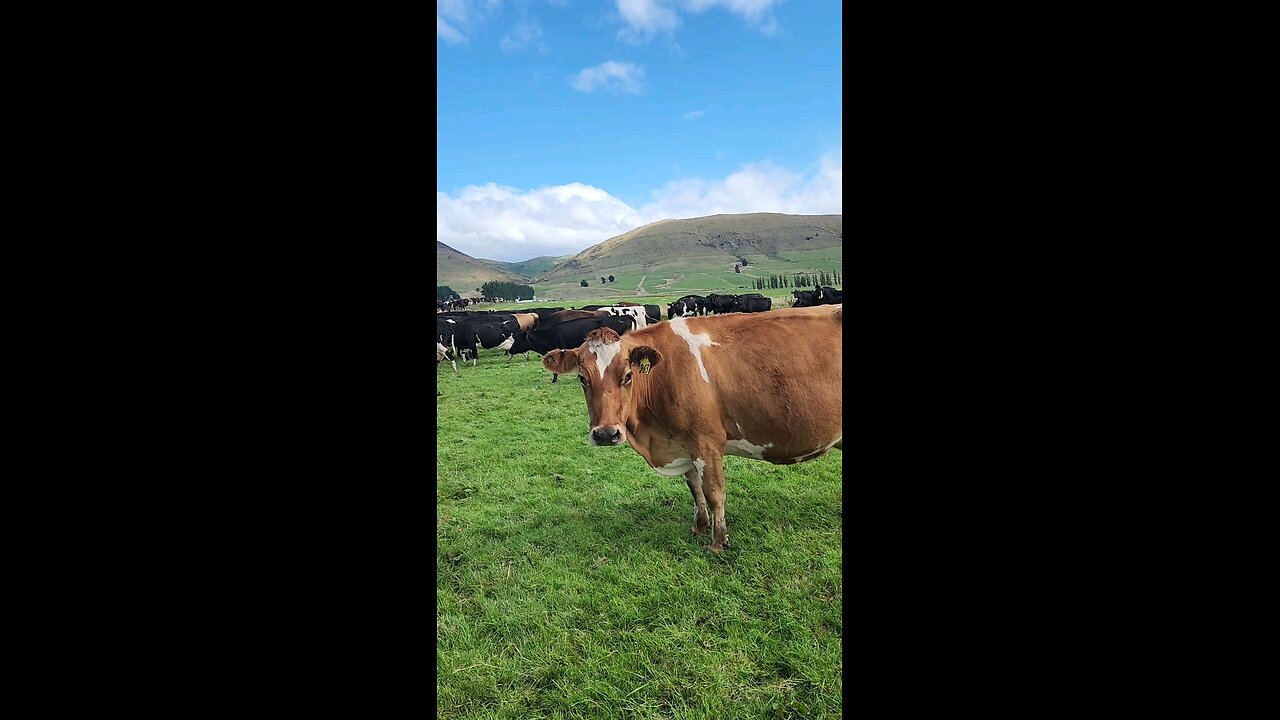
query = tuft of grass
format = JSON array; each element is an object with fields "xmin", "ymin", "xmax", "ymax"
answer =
[{"xmin": 438, "ymin": 353, "xmax": 842, "ymax": 719}]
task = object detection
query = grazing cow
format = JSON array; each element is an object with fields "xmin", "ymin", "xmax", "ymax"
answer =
[
  {"xmin": 791, "ymin": 288, "xmax": 820, "ymax": 307},
  {"xmin": 667, "ymin": 295, "xmax": 705, "ymax": 319},
  {"xmin": 436, "ymin": 342, "xmax": 457, "ymax": 372},
  {"xmin": 704, "ymin": 294, "xmax": 737, "ymax": 314},
  {"xmin": 436, "ymin": 318, "xmax": 460, "ymax": 373},
  {"xmin": 455, "ymin": 317, "xmax": 520, "ymax": 366},
  {"xmin": 514, "ymin": 314, "xmax": 636, "ymax": 381},
  {"xmin": 511, "ymin": 313, "xmax": 539, "ymax": 331},
  {"xmin": 545, "ymin": 309, "xmax": 608, "ymax": 327},
  {"xmin": 542, "ymin": 305, "xmax": 842, "ymax": 551},
  {"xmin": 600, "ymin": 305, "xmax": 648, "ymax": 330},
  {"xmin": 735, "ymin": 295, "xmax": 772, "ymax": 313}
]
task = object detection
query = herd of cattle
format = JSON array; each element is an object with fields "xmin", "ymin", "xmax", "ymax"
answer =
[{"xmin": 435, "ymin": 287, "xmax": 844, "ymax": 373}]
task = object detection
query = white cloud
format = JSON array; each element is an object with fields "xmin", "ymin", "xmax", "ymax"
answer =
[
  {"xmin": 635, "ymin": 147, "xmax": 842, "ymax": 222},
  {"xmin": 682, "ymin": 110, "xmax": 705, "ymax": 120},
  {"xmin": 616, "ymin": 0, "xmax": 680, "ymax": 40},
  {"xmin": 436, "ymin": 148, "xmax": 841, "ymax": 262},
  {"xmin": 571, "ymin": 61, "xmax": 644, "ymax": 94},
  {"xmin": 438, "ymin": 183, "xmax": 646, "ymax": 262},
  {"xmin": 500, "ymin": 21, "xmax": 549, "ymax": 53},
  {"xmin": 437, "ymin": 16, "xmax": 467, "ymax": 42},
  {"xmin": 616, "ymin": 0, "xmax": 780, "ymax": 40}
]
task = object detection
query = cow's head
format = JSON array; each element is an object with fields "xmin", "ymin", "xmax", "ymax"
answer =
[{"xmin": 543, "ymin": 328, "xmax": 662, "ymax": 447}]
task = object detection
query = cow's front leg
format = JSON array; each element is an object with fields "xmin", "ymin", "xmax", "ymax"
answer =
[{"xmin": 683, "ymin": 467, "xmax": 710, "ymax": 536}]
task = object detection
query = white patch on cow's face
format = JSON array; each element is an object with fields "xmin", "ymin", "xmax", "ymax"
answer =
[
  {"xmin": 588, "ymin": 339, "xmax": 622, "ymax": 380},
  {"xmin": 497, "ymin": 335, "xmax": 515, "ymax": 351},
  {"xmin": 668, "ymin": 317, "xmax": 720, "ymax": 383},
  {"xmin": 653, "ymin": 456, "xmax": 694, "ymax": 477},
  {"xmin": 725, "ymin": 439, "xmax": 773, "ymax": 459}
]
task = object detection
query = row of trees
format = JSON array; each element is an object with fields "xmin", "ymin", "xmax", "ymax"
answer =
[
  {"xmin": 580, "ymin": 275, "xmax": 616, "ymax": 287},
  {"xmin": 750, "ymin": 270, "xmax": 842, "ymax": 290},
  {"xmin": 481, "ymin": 281, "xmax": 535, "ymax": 300}
]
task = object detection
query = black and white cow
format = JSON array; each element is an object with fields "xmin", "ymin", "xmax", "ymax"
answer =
[
  {"xmin": 509, "ymin": 314, "xmax": 636, "ymax": 382},
  {"xmin": 667, "ymin": 295, "xmax": 706, "ymax": 319},
  {"xmin": 455, "ymin": 316, "xmax": 520, "ymax": 366},
  {"xmin": 599, "ymin": 306, "xmax": 648, "ymax": 330}
]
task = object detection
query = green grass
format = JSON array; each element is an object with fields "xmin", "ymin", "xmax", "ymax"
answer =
[{"xmin": 437, "ymin": 354, "xmax": 843, "ymax": 719}]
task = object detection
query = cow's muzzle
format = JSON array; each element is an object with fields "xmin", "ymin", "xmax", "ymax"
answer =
[{"xmin": 590, "ymin": 426, "xmax": 623, "ymax": 446}]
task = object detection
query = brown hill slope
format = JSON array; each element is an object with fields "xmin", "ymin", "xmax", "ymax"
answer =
[
  {"xmin": 437, "ymin": 241, "xmax": 532, "ymax": 293},
  {"xmin": 542, "ymin": 213, "xmax": 841, "ymax": 280}
]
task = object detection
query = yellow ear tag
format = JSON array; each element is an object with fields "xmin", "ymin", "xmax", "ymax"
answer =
[{"xmin": 639, "ymin": 357, "xmax": 651, "ymax": 375}]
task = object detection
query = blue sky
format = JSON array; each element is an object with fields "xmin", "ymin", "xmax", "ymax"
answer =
[{"xmin": 438, "ymin": 1, "xmax": 842, "ymax": 262}]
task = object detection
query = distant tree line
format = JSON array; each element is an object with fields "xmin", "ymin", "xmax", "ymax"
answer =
[
  {"xmin": 481, "ymin": 281, "xmax": 534, "ymax": 300},
  {"xmin": 750, "ymin": 270, "xmax": 841, "ymax": 290},
  {"xmin": 437, "ymin": 286, "xmax": 460, "ymax": 301}
]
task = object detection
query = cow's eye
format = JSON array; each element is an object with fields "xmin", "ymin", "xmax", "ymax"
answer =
[
  {"xmin": 623, "ymin": 371, "xmax": 632, "ymax": 385},
  {"xmin": 579, "ymin": 375, "xmax": 588, "ymax": 386}
]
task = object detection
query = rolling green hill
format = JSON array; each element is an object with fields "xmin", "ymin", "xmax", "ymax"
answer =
[
  {"xmin": 438, "ymin": 213, "xmax": 841, "ymax": 301},
  {"xmin": 437, "ymin": 241, "xmax": 533, "ymax": 294},
  {"xmin": 488, "ymin": 254, "xmax": 574, "ymax": 278}
]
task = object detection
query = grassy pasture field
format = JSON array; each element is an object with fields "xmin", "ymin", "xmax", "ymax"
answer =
[{"xmin": 437, "ymin": 334, "xmax": 843, "ymax": 718}]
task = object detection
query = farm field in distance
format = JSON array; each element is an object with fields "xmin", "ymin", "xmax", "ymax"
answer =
[
  {"xmin": 459, "ymin": 247, "xmax": 844, "ymax": 304},
  {"xmin": 436, "ymin": 353, "xmax": 843, "ymax": 718}
]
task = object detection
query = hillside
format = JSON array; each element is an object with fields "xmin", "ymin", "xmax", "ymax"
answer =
[
  {"xmin": 487, "ymin": 254, "xmax": 574, "ymax": 279},
  {"xmin": 541, "ymin": 213, "xmax": 841, "ymax": 281},
  {"xmin": 437, "ymin": 241, "xmax": 533, "ymax": 293}
]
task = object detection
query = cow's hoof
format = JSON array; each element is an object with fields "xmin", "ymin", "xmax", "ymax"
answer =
[
  {"xmin": 691, "ymin": 526, "xmax": 708, "ymax": 536},
  {"xmin": 707, "ymin": 543, "xmax": 724, "ymax": 553}
]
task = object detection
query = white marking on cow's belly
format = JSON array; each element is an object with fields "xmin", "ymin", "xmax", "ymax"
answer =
[
  {"xmin": 668, "ymin": 317, "xmax": 720, "ymax": 383},
  {"xmin": 653, "ymin": 457, "xmax": 694, "ymax": 477},
  {"xmin": 589, "ymin": 339, "xmax": 621, "ymax": 379},
  {"xmin": 496, "ymin": 336, "xmax": 515, "ymax": 351},
  {"xmin": 726, "ymin": 439, "xmax": 773, "ymax": 459}
]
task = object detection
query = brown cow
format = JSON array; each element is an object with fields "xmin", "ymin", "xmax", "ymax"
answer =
[
  {"xmin": 546, "ymin": 309, "xmax": 608, "ymax": 326},
  {"xmin": 511, "ymin": 312, "xmax": 539, "ymax": 331},
  {"xmin": 542, "ymin": 305, "xmax": 842, "ymax": 552}
]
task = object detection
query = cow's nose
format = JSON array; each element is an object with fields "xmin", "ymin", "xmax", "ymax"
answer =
[{"xmin": 592, "ymin": 428, "xmax": 621, "ymax": 445}]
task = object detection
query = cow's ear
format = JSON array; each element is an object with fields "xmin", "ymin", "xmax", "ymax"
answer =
[
  {"xmin": 630, "ymin": 346, "xmax": 662, "ymax": 374},
  {"xmin": 543, "ymin": 349, "xmax": 579, "ymax": 375}
]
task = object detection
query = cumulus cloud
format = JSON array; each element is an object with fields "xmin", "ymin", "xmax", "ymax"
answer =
[
  {"xmin": 616, "ymin": 0, "xmax": 781, "ymax": 40},
  {"xmin": 437, "ymin": 148, "xmax": 842, "ymax": 262},
  {"xmin": 637, "ymin": 151, "xmax": 842, "ymax": 219},
  {"xmin": 500, "ymin": 21, "xmax": 550, "ymax": 53},
  {"xmin": 571, "ymin": 61, "xmax": 644, "ymax": 94},
  {"xmin": 682, "ymin": 110, "xmax": 704, "ymax": 120},
  {"xmin": 438, "ymin": 183, "xmax": 646, "ymax": 262},
  {"xmin": 616, "ymin": 0, "xmax": 680, "ymax": 40}
]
